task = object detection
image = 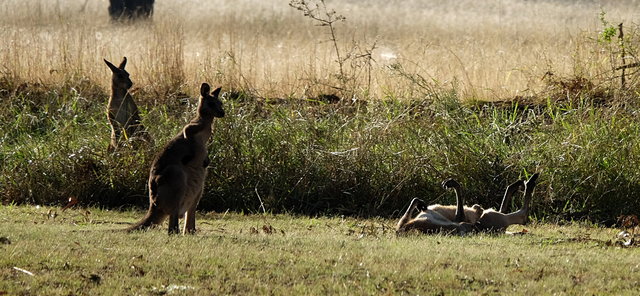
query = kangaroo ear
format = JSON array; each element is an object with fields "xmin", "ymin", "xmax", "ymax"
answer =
[
  {"xmin": 104, "ymin": 59, "xmax": 120, "ymax": 73},
  {"xmin": 211, "ymin": 87, "xmax": 222, "ymax": 98},
  {"xmin": 200, "ymin": 83, "xmax": 211, "ymax": 96},
  {"xmin": 118, "ymin": 57, "xmax": 127, "ymax": 70}
]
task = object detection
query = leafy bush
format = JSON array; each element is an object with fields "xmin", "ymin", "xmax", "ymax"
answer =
[{"xmin": 2, "ymin": 78, "xmax": 640, "ymax": 224}]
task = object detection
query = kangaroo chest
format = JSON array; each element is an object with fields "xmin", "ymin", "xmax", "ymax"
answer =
[
  {"xmin": 178, "ymin": 135, "xmax": 209, "ymax": 214},
  {"xmin": 108, "ymin": 95, "xmax": 138, "ymax": 125},
  {"xmin": 181, "ymin": 129, "xmax": 211, "ymax": 182}
]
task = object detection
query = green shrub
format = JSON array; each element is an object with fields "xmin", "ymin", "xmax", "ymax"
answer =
[{"xmin": 1, "ymin": 78, "xmax": 640, "ymax": 224}]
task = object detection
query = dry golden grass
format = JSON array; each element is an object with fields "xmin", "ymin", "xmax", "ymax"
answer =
[{"xmin": 1, "ymin": 0, "xmax": 640, "ymax": 99}]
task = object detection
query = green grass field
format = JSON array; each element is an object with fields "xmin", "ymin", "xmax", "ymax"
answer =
[
  {"xmin": 3, "ymin": 1, "xmax": 640, "ymax": 294},
  {"xmin": 0, "ymin": 205, "xmax": 638, "ymax": 295}
]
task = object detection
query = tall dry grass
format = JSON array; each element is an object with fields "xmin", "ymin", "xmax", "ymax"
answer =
[{"xmin": 1, "ymin": 0, "xmax": 640, "ymax": 100}]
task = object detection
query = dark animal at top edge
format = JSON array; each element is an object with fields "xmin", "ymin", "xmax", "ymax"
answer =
[{"xmin": 109, "ymin": 0, "xmax": 155, "ymax": 21}]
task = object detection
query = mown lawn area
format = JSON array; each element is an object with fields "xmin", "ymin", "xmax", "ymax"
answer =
[{"xmin": 1, "ymin": 205, "xmax": 638, "ymax": 295}]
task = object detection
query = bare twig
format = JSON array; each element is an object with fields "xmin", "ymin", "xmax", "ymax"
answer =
[
  {"xmin": 615, "ymin": 62, "xmax": 640, "ymax": 71},
  {"xmin": 254, "ymin": 182, "xmax": 266, "ymax": 214},
  {"xmin": 290, "ymin": 0, "xmax": 376, "ymax": 97},
  {"xmin": 619, "ymin": 23, "xmax": 626, "ymax": 88},
  {"xmin": 13, "ymin": 267, "xmax": 34, "ymax": 276},
  {"xmin": 290, "ymin": 0, "xmax": 346, "ymax": 82}
]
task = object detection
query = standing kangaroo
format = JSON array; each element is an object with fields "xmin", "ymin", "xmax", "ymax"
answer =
[
  {"xmin": 104, "ymin": 57, "xmax": 150, "ymax": 151},
  {"xmin": 127, "ymin": 83, "xmax": 224, "ymax": 234}
]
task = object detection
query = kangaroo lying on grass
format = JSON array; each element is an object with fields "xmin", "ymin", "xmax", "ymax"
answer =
[
  {"xmin": 104, "ymin": 57, "xmax": 151, "ymax": 151},
  {"xmin": 428, "ymin": 179, "xmax": 485, "ymax": 224},
  {"xmin": 127, "ymin": 83, "xmax": 225, "ymax": 234},
  {"xmin": 474, "ymin": 173, "xmax": 539, "ymax": 233},
  {"xmin": 396, "ymin": 174, "xmax": 538, "ymax": 235},
  {"xmin": 442, "ymin": 174, "xmax": 539, "ymax": 233},
  {"xmin": 396, "ymin": 179, "xmax": 476, "ymax": 235}
]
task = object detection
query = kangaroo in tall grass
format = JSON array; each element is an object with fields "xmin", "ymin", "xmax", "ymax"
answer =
[
  {"xmin": 396, "ymin": 179, "xmax": 475, "ymax": 235},
  {"xmin": 127, "ymin": 83, "xmax": 224, "ymax": 234},
  {"xmin": 104, "ymin": 57, "xmax": 151, "ymax": 151}
]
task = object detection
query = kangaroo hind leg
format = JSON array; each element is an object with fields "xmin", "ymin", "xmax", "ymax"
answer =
[
  {"xmin": 184, "ymin": 189, "xmax": 203, "ymax": 235},
  {"xmin": 153, "ymin": 166, "xmax": 187, "ymax": 235},
  {"xmin": 169, "ymin": 212, "xmax": 180, "ymax": 235}
]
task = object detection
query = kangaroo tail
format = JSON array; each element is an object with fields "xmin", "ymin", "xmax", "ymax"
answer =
[{"xmin": 126, "ymin": 206, "xmax": 168, "ymax": 232}]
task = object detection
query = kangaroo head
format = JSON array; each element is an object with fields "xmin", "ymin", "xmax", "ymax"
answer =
[
  {"xmin": 198, "ymin": 83, "xmax": 225, "ymax": 118},
  {"xmin": 104, "ymin": 57, "xmax": 133, "ymax": 90}
]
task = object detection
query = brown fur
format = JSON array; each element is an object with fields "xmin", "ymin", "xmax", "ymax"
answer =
[
  {"xmin": 396, "ymin": 179, "xmax": 476, "ymax": 235},
  {"xmin": 498, "ymin": 180, "xmax": 525, "ymax": 214},
  {"xmin": 427, "ymin": 204, "xmax": 484, "ymax": 224},
  {"xmin": 127, "ymin": 83, "xmax": 224, "ymax": 234},
  {"xmin": 428, "ymin": 180, "xmax": 485, "ymax": 224},
  {"xmin": 438, "ymin": 179, "xmax": 526, "ymax": 224},
  {"xmin": 475, "ymin": 174, "xmax": 538, "ymax": 233},
  {"xmin": 104, "ymin": 57, "xmax": 151, "ymax": 151},
  {"xmin": 397, "ymin": 175, "xmax": 538, "ymax": 236},
  {"xmin": 396, "ymin": 198, "xmax": 472, "ymax": 234}
]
